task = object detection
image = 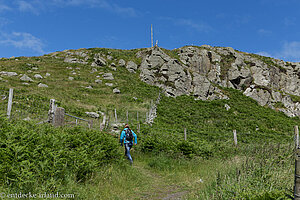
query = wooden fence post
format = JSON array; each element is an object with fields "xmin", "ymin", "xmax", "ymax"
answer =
[
  {"xmin": 88, "ymin": 120, "xmax": 93, "ymax": 129},
  {"xmin": 295, "ymin": 125, "xmax": 300, "ymax": 200},
  {"xmin": 296, "ymin": 126, "xmax": 299, "ymax": 149},
  {"xmin": 48, "ymin": 99, "xmax": 55, "ymax": 124},
  {"xmin": 100, "ymin": 114, "xmax": 106, "ymax": 131},
  {"xmin": 114, "ymin": 109, "xmax": 117, "ymax": 123},
  {"xmin": 233, "ymin": 130, "xmax": 237, "ymax": 146},
  {"xmin": 184, "ymin": 128, "xmax": 187, "ymax": 141},
  {"xmin": 53, "ymin": 107, "xmax": 65, "ymax": 127},
  {"xmin": 7, "ymin": 88, "xmax": 13, "ymax": 119}
]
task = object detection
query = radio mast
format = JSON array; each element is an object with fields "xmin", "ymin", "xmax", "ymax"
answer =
[{"xmin": 151, "ymin": 24, "xmax": 153, "ymax": 47}]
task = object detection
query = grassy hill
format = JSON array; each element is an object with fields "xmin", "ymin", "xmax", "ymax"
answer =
[{"xmin": 0, "ymin": 47, "xmax": 298, "ymax": 199}]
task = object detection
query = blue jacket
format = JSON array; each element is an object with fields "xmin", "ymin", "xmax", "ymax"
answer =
[{"xmin": 120, "ymin": 128, "xmax": 137, "ymax": 144}]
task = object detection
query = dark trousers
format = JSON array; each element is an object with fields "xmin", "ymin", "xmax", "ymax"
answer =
[{"xmin": 125, "ymin": 142, "xmax": 133, "ymax": 164}]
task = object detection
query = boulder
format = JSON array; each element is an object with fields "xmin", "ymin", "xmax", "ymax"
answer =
[
  {"xmin": 113, "ymin": 88, "xmax": 120, "ymax": 94},
  {"xmin": 92, "ymin": 54, "xmax": 107, "ymax": 67},
  {"xmin": 105, "ymin": 83, "xmax": 113, "ymax": 87},
  {"xmin": 91, "ymin": 68, "xmax": 97, "ymax": 73},
  {"xmin": 20, "ymin": 74, "xmax": 33, "ymax": 82},
  {"xmin": 225, "ymin": 104, "xmax": 231, "ymax": 111},
  {"xmin": 45, "ymin": 73, "xmax": 51, "ymax": 77},
  {"xmin": 68, "ymin": 77, "xmax": 74, "ymax": 80},
  {"xmin": 85, "ymin": 112, "xmax": 99, "ymax": 118},
  {"xmin": 118, "ymin": 59, "xmax": 126, "ymax": 67},
  {"xmin": 103, "ymin": 73, "xmax": 114, "ymax": 80},
  {"xmin": 34, "ymin": 74, "xmax": 43, "ymax": 79},
  {"xmin": 0, "ymin": 71, "xmax": 18, "ymax": 77},
  {"xmin": 64, "ymin": 57, "xmax": 88, "ymax": 64},
  {"xmin": 95, "ymin": 79, "xmax": 102, "ymax": 84},
  {"xmin": 126, "ymin": 61, "xmax": 138, "ymax": 73},
  {"xmin": 38, "ymin": 83, "xmax": 48, "ymax": 88}
]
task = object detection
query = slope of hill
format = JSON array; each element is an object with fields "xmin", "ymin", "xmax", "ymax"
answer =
[{"xmin": 0, "ymin": 45, "xmax": 299, "ymax": 199}]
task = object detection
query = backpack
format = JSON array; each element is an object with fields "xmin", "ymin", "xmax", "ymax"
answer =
[{"xmin": 125, "ymin": 128, "xmax": 133, "ymax": 141}]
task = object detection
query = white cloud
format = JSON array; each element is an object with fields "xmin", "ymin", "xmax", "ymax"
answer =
[
  {"xmin": 176, "ymin": 19, "xmax": 212, "ymax": 32},
  {"xmin": 159, "ymin": 17, "xmax": 212, "ymax": 33},
  {"xmin": 16, "ymin": 1, "xmax": 38, "ymax": 14},
  {"xmin": 0, "ymin": 32, "xmax": 45, "ymax": 54},
  {"xmin": 256, "ymin": 51, "xmax": 273, "ymax": 57},
  {"xmin": 255, "ymin": 41, "xmax": 300, "ymax": 62},
  {"xmin": 0, "ymin": 3, "xmax": 11, "ymax": 12},
  {"xmin": 257, "ymin": 29, "xmax": 272, "ymax": 36},
  {"xmin": 19, "ymin": 0, "xmax": 138, "ymax": 17},
  {"xmin": 283, "ymin": 17, "xmax": 296, "ymax": 27},
  {"xmin": 278, "ymin": 41, "xmax": 300, "ymax": 62}
]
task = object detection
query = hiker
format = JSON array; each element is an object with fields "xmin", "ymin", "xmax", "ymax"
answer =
[{"xmin": 120, "ymin": 124, "xmax": 137, "ymax": 164}]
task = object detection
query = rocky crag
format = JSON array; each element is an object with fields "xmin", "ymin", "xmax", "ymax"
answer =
[
  {"xmin": 138, "ymin": 45, "xmax": 300, "ymax": 117},
  {"xmin": 60, "ymin": 45, "xmax": 300, "ymax": 118}
]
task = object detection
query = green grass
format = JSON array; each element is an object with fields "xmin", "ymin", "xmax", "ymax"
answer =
[{"xmin": 0, "ymin": 47, "xmax": 298, "ymax": 199}]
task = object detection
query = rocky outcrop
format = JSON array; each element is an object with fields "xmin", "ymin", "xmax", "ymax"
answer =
[
  {"xmin": 92, "ymin": 54, "xmax": 106, "ymax": 67},
  {"xmin": 64, "ymin": 57, "xmax": 88, "ymax": 65},
  {"xmin": 135, "ymin": 45, "xmax": 300, "ymax": 117},
  {"xmin": 139, "ymin": 46, "xmax": 228, "ymax": 99}
]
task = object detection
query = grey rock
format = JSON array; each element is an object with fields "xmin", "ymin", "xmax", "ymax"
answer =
[
  {"xmin": 85, "ymin": 112, "xmax": 99, "ymax": 118},
  {"xmin": 20, "ymin": 74, "xmax": 33, "ymax": 82},
  {"xmin": 95, "ymin": 79, "xmax": 102, "ymax": 84},
  {"xmin": 68, "ymin": 77, "xmax": 74, "ymax": 80},
  {"xmin": 110, "ymin": 67, "xmax": 117, "ymax": 71},
  {"xmin": 103, "ymin": 73, "xmax": 114, "ymax": 80},
  {"xmin": 64, "ymin": 57, "xmax": 88, "ymax": 64},
  {"xmin": 38, "ymin": 83, "xmax": 48, "ymax": 88},
  {"xmin": 92, "ymin": 54, "xmax": 107, "ymax": 67},
  {"xmin": 113, "ymin": 88, "xmax": 120, "ymax": 94},
  {"xmin": 225, "ymin": 104, "xmax": 231, "ymax": 111},
  {"xmin": 91, "ymin": 68, "xmax": 97, "ymax": 73},
  {"xmin": 118, "ymin": 59, "xmax": 126, "ymax": 67},
  {"xmin": 86, "ymin": 86, "xmax": 93, "ymax": 89},
  {"xmin": 0, "ymin": 71, "xmax": 18, "ymax": 77},
  {"xmin": 45, "ymin": 73, "xmax": 51, "ymax": 77},
  {"xmin": 126, "ymin": 61, "xmax": 138, "ymax": 73},
  {"xmin": 34, "ymin": 74, "xmax": 43, "ymax": 79},
  {"xmin": 105, "ymin": 83, "xmax": 113, "ymax": 87}
]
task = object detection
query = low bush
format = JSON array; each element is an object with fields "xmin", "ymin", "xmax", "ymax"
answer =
[{"xmin": 0, "ymin": 118, "xmax": 122, "ymax": 193}]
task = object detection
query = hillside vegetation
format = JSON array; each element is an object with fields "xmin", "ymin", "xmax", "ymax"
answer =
[{"xmin": 0, "ymin": 46, "xmax": 299, "ymax": 199}]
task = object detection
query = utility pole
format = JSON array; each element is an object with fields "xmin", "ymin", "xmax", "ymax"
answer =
[{"xmin": 151, "ymin": 24, "xmax": 153, "ymax": 47}]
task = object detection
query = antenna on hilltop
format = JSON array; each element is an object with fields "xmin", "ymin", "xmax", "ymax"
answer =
[{"xmin": 151, "ymin": 24, "xmax": 153, "ymax": 47}]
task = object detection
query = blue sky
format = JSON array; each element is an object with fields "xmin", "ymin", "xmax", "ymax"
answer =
[{"xmin": 0, "ymin": 0, "xmax": 300, "ymax": 62}]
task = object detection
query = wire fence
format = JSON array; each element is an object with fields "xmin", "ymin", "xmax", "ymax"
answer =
[
  {"xmin": 0, "ymin": 87, "xmax": 297, "ymax": 146},
  {"xmin": 143, "ymin": 125, "xmax": 295, "ymax": 146},
  {"xmin": 0, "ymin": 88, "xmax": 49, "ymax": 122},
  {"xmin": 0, "ymin": 88, "xmax": 150, "ymax": 134}
]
